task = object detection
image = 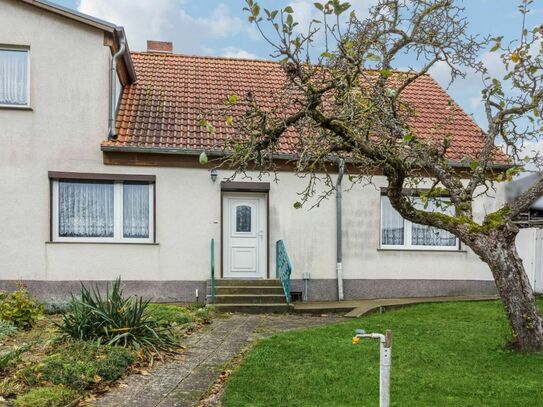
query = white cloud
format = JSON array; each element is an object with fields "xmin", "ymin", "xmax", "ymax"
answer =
[
  {"xmin": 221, "ymin": 47, "xmax": 258, "ymax": 59},
  {"xmin": 77, "ymin": 0, "xmax": 247, "ymax": 54},
  {"xmin": 429, "ymin": 50, "xmax": 507, "ymax": 89},
  {"xmin": 428, "ymin": 60, "xmax": 457, "ymax": 88},
  {"xmin": 427, "ymin": 50, "xmax": 509, "ymax": 126},
  {"xmin": 516, "ymin": 138, "xmax": 543, "ymax": 172},
  {"xmin": 469, "ymin": 96, "xmax": 482, "ymax": 110},
  {"xmin": 287, "ymin": 0, "xmax": 316, "ymax": 34},
  {"xmin": 205, "ymin": 4, "xmax": 245, "ymax": 38}
]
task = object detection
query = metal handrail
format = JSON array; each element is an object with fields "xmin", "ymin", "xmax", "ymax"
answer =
[
  {"xmin": 276, "ymin": 240, "xmax": 292, "ymax": 303},
  {"xmin": 210, "ymin": 238, "xmax": 215, "ymax": 304}
]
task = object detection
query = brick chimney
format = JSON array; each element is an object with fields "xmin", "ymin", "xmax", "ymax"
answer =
[{"xmin": 146, "ymin": 40, "xmax": 173, "ymax": 54}]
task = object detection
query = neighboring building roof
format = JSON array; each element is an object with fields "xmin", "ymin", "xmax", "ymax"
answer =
[
  {"xmin": 105, "ymin": 52, "xmax": 509, "ymax": 165},
  {"xmin": 17, "ymin": 0, "xmax": 136, "ymax": 83},
  {"xmin": 507, "ymin": 173, "xmax": 543, "ymax": 209},
  {"xmin": 507, "ymin": 173, "xmax": 543, "ymax": 227}
]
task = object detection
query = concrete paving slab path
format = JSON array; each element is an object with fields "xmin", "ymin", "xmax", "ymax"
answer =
[
  {"xmin": 91, "ymin": 314, "xmax": 345, "ymax": 407},
  {"xmin": 92, "ymin": 296, "xmax": 498, "ymax": 407}
]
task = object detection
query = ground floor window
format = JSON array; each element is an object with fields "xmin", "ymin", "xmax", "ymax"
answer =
[
  {"xmin": 380, "ymin": 195, "xmax": 459, "ymax": 250},
  {"xmin": 51, "ymin": 175, "xmax": 154, "ymax": 243}
]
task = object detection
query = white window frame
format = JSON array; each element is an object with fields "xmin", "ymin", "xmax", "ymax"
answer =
[
  {"xmin": 0, "ymin": 46, "xmax": 31, "ymax": 108},
  {"xmin": 379, "ymin": 195, "xmax": 460, "ymax": 251},
  {"xmin": 52, "ymin": 180, "xmax": 154, "ymax": 243}
]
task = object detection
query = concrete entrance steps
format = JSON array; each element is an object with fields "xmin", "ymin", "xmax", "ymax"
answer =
[{"xmin": 208, "ymin": 279, "xmax": 292, "ymax": 314}]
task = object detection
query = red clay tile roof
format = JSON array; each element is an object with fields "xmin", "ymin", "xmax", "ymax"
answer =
[{"xmin": 105, "ymin": 52, "xmax": 509, "ymax": 165}]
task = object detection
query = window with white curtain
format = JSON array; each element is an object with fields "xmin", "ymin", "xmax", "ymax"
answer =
[
  {"xmin": 380, "ymin": 195, "xmax": 459, "ymax": 250},
  {"xmin": 0, "ymin": 48, "xmax": 29, "ymax": 106},
  {"xmin": 52, "ymin": 180, "xmax": 153, "ymax": 243},
  {"xmin": 123, "ymin": 182, "xmax": 150, "ymax": 239}
]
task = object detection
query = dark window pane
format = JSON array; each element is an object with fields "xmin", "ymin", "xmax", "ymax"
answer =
[{"xmin": 236, "ymin": 205, "xmax": 251, "ymax": 232}]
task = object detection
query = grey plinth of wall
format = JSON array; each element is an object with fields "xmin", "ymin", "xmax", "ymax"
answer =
[
  {"xmin": 1, "ymin": 279, "xmax": 496, "ymax": 303},
  {"xmin": 0, "ymin": 280, "xmax": 207, "ymax": 303},
  {"xmin": 290, "ymin": 279, "xmax": 497, "ymax": 302}
]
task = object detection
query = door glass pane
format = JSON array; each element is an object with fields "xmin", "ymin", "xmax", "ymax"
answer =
[
  {"xmin": 236, "ymin": 205, "xmax": 252, "ymax": 232},
  {"xmin": 123, "ymin": 182, "xmax": 150, "ymax": 238},
  {"xmin": 58, "ymin": 180, "xmax": 114, "ymax": 237}
]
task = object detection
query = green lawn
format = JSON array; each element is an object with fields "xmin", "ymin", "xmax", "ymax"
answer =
[{"xmin": 223, "ymin": 299, "xmax": 543, "ymax": 407}]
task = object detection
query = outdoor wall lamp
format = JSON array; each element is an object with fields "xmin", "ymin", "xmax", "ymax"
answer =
[{"xmin": 210, "ymin": 168, "xmax": 218, "ymax": 183}]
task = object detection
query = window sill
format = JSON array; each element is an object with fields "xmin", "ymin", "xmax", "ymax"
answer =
[
  {"xmin": 0, "ymin": 105, "xmax": 32, "ymax": 111},
  {"xmin": 377, "ymin": 248, "xmax": 467, "ymax": 253},
  {"xmin": 46, "ymin": 241, "xmax": 159, "ymax": 246}
]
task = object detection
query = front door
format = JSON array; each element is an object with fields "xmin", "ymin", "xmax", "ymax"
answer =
[{"xmin": 223, "ymin": 193, "xmax": 267, "ymax": 278}]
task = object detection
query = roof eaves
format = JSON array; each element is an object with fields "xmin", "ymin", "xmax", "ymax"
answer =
[
  {"xmin": 101, "ymin": 145, "xmax": 298, "ymax": 161},
  {"xmin": 448, "ymin": 159, "xmax": 513, "ymax": 170},
  {"xmin": 102, "ymin": 145, "xmax": 228, "ymax": 157},
  {"xmin": 102, "ymin": 145, "xmax": 512, "ymax": 169}
]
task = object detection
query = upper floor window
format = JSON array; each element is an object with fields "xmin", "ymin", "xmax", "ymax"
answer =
[
  {"xmin": 51, "ymin": 176, "xmax": 155, "ymax": 243},
  {"xmin": 0, "ymin": 48, "xmax": 30, "ymax": 107},
  {"xmin": 380, "ymin": 195, "xmax": 459, "ymax": 250}
]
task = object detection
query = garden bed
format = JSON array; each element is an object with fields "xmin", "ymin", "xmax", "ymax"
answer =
[{"xmin": 0, "ymin": 283, "xmax": 214, "ymax": 407}]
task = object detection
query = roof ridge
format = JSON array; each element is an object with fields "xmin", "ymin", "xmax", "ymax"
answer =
[
  {"xmin": 129, "ymin": 52, "xmax": 427, "ymax": 76},
  {"xmin": 131, "ymin": 51, "xmax": 279, "ymax": 64}
]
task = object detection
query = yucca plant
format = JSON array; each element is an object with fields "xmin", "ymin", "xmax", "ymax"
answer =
[{"xmin": 59, "ymin": 278, "xmax": 177, "ymax": 356}]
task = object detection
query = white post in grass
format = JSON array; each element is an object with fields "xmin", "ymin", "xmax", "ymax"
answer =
[{"xmin": 354, "ymin": 329, "xmax": 392, "ymax": 407}]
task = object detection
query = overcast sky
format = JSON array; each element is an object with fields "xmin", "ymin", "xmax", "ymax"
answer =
[{"xmin": 52, "ymin": 0, "xmax": 543, "ymax": 128}]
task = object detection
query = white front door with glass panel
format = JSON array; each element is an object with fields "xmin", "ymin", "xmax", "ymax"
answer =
[{"xmin": 223, "ymin": 193, "xmax": 267, "ymax": 278}]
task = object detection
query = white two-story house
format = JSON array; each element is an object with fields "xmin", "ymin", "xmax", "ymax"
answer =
[{"xmin": 0, "ymin": 0, "xmax": 504, "ymax": 307}]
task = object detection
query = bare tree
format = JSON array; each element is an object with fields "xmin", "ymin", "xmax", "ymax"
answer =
[{"xmin": 207, "ymin": 0, "xmax": 543, "ymax": 351}]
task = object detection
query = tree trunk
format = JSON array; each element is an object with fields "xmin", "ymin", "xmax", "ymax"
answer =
[{"xmin": 478, "ymin": 234, "xmax": 543, "ymax": 351}]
